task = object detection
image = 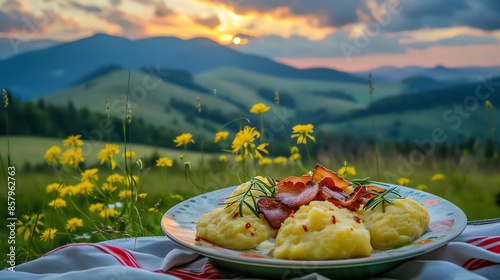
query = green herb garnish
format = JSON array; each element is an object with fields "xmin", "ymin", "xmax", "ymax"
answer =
[
  {"xmin": 364, "ymin": 186, "xmax": 403, "ymax": 213},
  {"xmin": 350, "ymin": 177, "xmax": 389, "ymax": 187},
  {"xmin": 222, "ymin": 176, "xmax": 277, "ymax": 218}
]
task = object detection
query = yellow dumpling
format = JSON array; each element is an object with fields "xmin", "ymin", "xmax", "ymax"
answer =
[
  {"xmin": 196, "ymin": 178, "xmax": 277, "ymax": 249},
  {"xmin": 273, "ymin": 201, "xmax": 372, "ymax": 260},
  {"xmin": 196, "ymin": 206, "xmax": 277, "ymax": 249},
  {"xmin": 359, "ymin": 198, "xmax": 430, "ymax": 249}
]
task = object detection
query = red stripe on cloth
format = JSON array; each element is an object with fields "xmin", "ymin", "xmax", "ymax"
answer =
[
  {"xmin": 102, "ymin": 244, "xmax": 143, "ymax": 268},
  {"xmin": 467, "ymin": 236, "xmax": 488, "ymax": 246},
  {"xmin": 155, "ymin": 260, "xmax": 224, "ymax": 279},
  {"xmin": 464, "ymin": 237, "xmax": 500, "ymax": 270}
]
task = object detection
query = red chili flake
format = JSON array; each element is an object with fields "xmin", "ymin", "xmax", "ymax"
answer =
[
  {"xmin": 332, "ymin": 215, "xmax": 336, "ymax": 224},
  {"xmin": 232, "ymin": 213, "xmax": 239, "ymax": 218},
  {"xmin": 354, "ymin": 216, "xmax": 361, "ymax": 224},
  {"xmin": 302, "ymin": 225, "xmax": 308, "ymax": 232},
  {"xmin": 250, "ymin": 232, "xmax": 255, "ymax": 236},
  {"xmin": 195, "ymin": 236, "xmax": 201, "ymax": 241},
  {"xmin": 245, "ymin": 223, "xmax": 252, "ymax": 229},
  {"xmin": 289, "ymin": 210, "xmax": 295, "ymax": 218}
]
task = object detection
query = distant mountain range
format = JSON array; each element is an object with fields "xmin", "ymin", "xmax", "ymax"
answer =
[
  {"xmin": 0, "ymin": 33, "xmax": 364, "ymax": 99},
  {"xmin": 353, "ymin": 65, "xmax": 500, "ymax": 83},
  {"xmin": 0, "ymin": 38, "xmax": 60, "ymax": 60}
]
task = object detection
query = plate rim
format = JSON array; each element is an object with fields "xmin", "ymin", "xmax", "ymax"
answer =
[{"xmin": 161, "ymin": 184, "xmax": 468, "ymax": 268}]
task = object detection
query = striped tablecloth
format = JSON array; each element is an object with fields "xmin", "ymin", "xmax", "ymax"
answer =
[{"xmin": 2, "ymin": 221, "xmax": 499, "ymax": 279}]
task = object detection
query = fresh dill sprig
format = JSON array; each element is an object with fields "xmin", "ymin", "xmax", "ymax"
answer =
[
  {"xmin": 364, "ymin": 186, "xmax": 403, "ymax": 213},
  {"xmin": 222, "ymin": 176, "xmax": 277, "ymax": 218},
  {"xmin": 350, "ymin": 177, "xmax": 390, "ymax": 187}
]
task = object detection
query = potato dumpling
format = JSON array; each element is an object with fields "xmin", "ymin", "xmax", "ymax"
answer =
[
  {"xmin": 196, "ymin": 205, "xmax": 277, "ymax": 249},
  {"xmin": 359, "ymin": 198, "xmax": 430, "ymax": 249},
  {"xmin": 273, "ymin": 201, "xmax": 372, "ymax": 260}
]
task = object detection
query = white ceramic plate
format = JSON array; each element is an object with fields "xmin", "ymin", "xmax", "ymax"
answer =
[{"xmin": 161, "ymin": 184, "xmax": 467, "ymax": 279}]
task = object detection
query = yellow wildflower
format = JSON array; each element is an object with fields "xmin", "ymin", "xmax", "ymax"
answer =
[
  {"xmin": 46, "ymin": 183, "xmax": 61, "ymax": 193},
  {"xmin": 78, "ymin": 181, "xmax": 94, "ymax": 195},
  {"xmin": 65, "ymin": 217, "xmax": 83, "ymax": 232},
  {"xmin": 289, "ymin": 153, "xmax": 301, "ymax": 161},
  {"xmin": 416, "ymin": 184, "xmax": 428, "ymax": 191},
  {"xmin": 156, "ymin": 157, "xmax": 173, "ymax": 167},
  {"xmin": 338, "ymin": 166, "xmax": 357, "ymax": 176},
  {"xmin": 100, "ymin": 208, "xmax": 118, "ymax": 218},
  {"xmin": 101, "ymin": 182, "xmax": 118, "ymax": 193},
  {"xmin": 174, "ymin": 133, "xmax": 195, "ymax": 147},
  {"xmin": 123, "ymin": 151, "xmax": 136, "ymax": 158},
  {"xmin": 250, "ymin": 103, "xmax": 270, "ymax": 115},
  {"xmin": 291, "ymin": 124, "xmax": 316, "ymax": 144},
  {"xmin": 107, "ymin": 173, "xmax": 125, "ymax": 183},
  {"xmin": 89, "ymin": 203, "xmax": 105, "ymax": 213},
  {"xmin": 98, "ymin": 144, "xmax": 119, "ymax": 170},
  {"xmin": 274, "ymin": 156, "xmax": 288, "ymax": 165},
  {"xmin": 214, "ymin": 131, "xmax": 229, "ymax": 143},
  {"xmin": 60, "ymin": 148, "xmax": 84, "ymax": 167},
  {"xmin": 125, "ymin": 175, "xmax": 139, "ymax": 186},
  {"xmin": 16, "ymin": 213, "xmax": 44, "ymax": 241},
  {"xmin": 431, "ymin": 173, "xmax": 445, "ymax": 181},
  {"xmin": 219, "ymin": 155, "xmax": 227, "ymax": 162},
  {"xmin": 290, "ymin": 146, "xmax": 300, "ymax": 155},
  {"xmin": 48, "ymin": 198, "xmax": 67, "ymax": 208},
  {"xmin": 231, "ymin": 126, "xmax": 269, "ymax": 159},
  {"xmin": 258, "ymin": 157, "xmax": 272, "ymax": 166},
  {"xmin": 40, "ymin": 228, "xmax": 57, "ymax": 242},
  {"xmin": 118, "ymin": 190, "xmax": 132, "ymax": 200},
  {"xmin": 63, "ymin": 134, "xmax": 84, "ymax": 147},
  {"xmin": 58, "ymin": 185, "xmax": 79, "ymax": 197},
  {"xmin": 138, "ymin": 193, "xmax": 147, "ymax": 199},
  {"xmin": 44, "ymin": 146, "xmax": 61, "ymax": 163},
  {"xmin": 485, "ymin": 100, "xmax": 493, "ymax": 109},
  {"xmin": 81, "ymin": 168, "xmax": 99, "ymax": 182},
  {"xmin": 397, "ymin": 177, "xmax": 411, "ymax": 186}
]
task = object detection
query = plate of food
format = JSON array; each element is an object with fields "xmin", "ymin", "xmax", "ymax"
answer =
[{"xmin": 161, "ymin": 164, "xmax": 467, "ymax": 279}]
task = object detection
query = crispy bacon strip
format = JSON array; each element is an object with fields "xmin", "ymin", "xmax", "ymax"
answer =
[
  {"xmin": 257, "ymin": 197, "xmax": 292, "ymax": 229},
  {"xmin": 277, "ymin": 175, "xmax": 311, "ymax": 188},
  {"xmin": 258, "ymin": 166, "xmax": 387, "ymax": 229},
  {"xmin": 275, "ymin": 180, "xmax": 320, "ymax": 208},
  {"xmin": 312, "ymin": 164, "xmax": 351, "ymax": 189}
]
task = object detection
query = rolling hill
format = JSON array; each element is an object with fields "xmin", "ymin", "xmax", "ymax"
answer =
[
  {"xmin": 40, "ymin": 64, "xmax": 408, "ymax": 137},
  {"xmin": 320, "ymin": 77, "xmax": 500, "ymax": 141}
]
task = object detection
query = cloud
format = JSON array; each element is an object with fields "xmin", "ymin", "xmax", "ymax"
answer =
[
  {"xmin": 0, "ymin": 10, "xmax": 25, "ymax": 32},
  {"xmin": 376, "ymin": 0, "xmax": 500, "ymax": 32},
  {"xmin": 234, "ymin": 29, "xmax": 406, "ymax": 58},
  {"xmin": 68, "ymin": 1, "xmax": 102, "ymax": 13},
  {"xmin": 0, "ymin": 0, "xmax": 79, "ymax": 36},
  {"xmin": 152, "ymin": 1, "xmax": 176, "ymax": 17},
  {"xmin": 109, "ymin": 0, "xmax": 122, "ymax": 6},
  {"xmin": 104, "ymin": 10, "xmax": 146, "ymax": 38},
  {"xmin": 208, "ymin": 0, "xmax": 368, "ymax": 28},
  {"xmin": 192, "ymin": 15, "xmax": 220, "ymax": 29},
  {"xmin": 202, "ymin": 0, "xmax": 500, "ymax": 32}
]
